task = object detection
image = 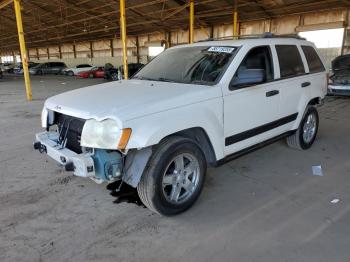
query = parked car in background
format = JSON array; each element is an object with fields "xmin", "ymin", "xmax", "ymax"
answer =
[
  {"xmin": 13, "ymin": 62, "xmax": 39, "ymax": 74},
  {"xmin": 328, "ymin": 54, "xmax": 350, "ymax": 96},
  {"xmin": 34, "ymin": 37, "xmax": 327, "ymax": 215},
  {"xmin": 1, "ymin": 63, "xmax": 15, "ymax": 73},
  {"xmin": 104, "ymin": 63, "xmax": 144, "ymax": 81},
  {"xmin": 76, "ymin": 66, "xmax": 105, "ymax": 78},
  {"xmin": 0, "ymin": 69, "xmax": 3, "ymax": 79},
  {"xmin": 29, "ymin": 62, "xmax": 67, "ymax": 75},
  {"xmin": 63, "ymin": 64, "xmax": 93, "ymax": 76}
]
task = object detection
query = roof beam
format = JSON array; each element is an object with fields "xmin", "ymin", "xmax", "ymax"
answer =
[{"xmin": 0, "ymin": 0, "xmax": 13, "ymax": 9}]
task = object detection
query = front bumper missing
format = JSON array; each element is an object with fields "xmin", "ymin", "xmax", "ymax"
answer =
[
  {"xmin": 34, "ymin": 132, "xmax": 153, "ymax": 187},
  {"xmin": 34, "ymin": 132, "xmax": 96, "ymax": 179}
]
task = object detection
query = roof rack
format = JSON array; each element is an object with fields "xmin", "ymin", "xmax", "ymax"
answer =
[{"xmin": 196, "ymin": 32, "xmax": 306, "ymax": 42}]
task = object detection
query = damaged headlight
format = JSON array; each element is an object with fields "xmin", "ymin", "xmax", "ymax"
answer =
[
  {"xmin": 41, "ymin": 107, "xmax": 54, "ymax": 128},
  {"xmin": 41, "ymin": 107, "xmax": 48, "ymax": 128},
  {"xmin": 81, "ymin": 119, "xmax": 122, "ymax": 150}
]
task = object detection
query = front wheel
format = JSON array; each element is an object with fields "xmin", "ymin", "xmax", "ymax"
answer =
[
  {"xmin": 287, "ymin": 106, "xmax": 319, "ymax": 150},
  {"xmin": 137, "ymin": 137, "xmax": 207, "ymax": 216}
]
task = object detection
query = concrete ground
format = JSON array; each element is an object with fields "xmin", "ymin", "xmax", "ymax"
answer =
[{"xmin": 1, "ymin": 74, "xmax": 350, "ymax": 262}]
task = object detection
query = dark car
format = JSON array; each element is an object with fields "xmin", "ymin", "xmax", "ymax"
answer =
[
  {"xmin": 29, "ymin": 62, "xmax": 67, "ymax": 75},
  {"xmin": 0, "ymin": 69, "xmax": 3, "ymax": 79},
  {"xmin": 328, "ymin": 54, "xmax": 350, "ymax": 96},
  {"xmin": 104, "ymin": 63, "xmax": 144, "ymax": 81}
]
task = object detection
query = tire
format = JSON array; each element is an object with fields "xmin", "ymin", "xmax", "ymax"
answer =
[
  {"xmin": 111, "ymin": 72, "xmax": 119, "ymax": 81},
  {"xmin": 287, "ymin": 106, "xmax": 319, "ymax": 150},
  {"xmin": 137, "ymin": 136, "xmax": 207, "ymax": 216},
  {"xmin": 67, "ymin": 71, "xmax": 74, "ymax": 76}
]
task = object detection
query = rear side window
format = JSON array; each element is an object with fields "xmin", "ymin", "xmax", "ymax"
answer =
[
  {"xmin": 276, "ymin": 45, "xmax": 305, "ymax": 78},
  {"xmin": 301, "ymin": 46, "xmax": 325, "ymax": 73},
  {"xmin": 77, "ymin": 64, "xmax": 91, "ymax": 68}
]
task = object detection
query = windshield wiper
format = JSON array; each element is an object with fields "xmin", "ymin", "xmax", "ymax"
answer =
[
  {"xmin": 132, "ymin": 76, "xmax": 157, "ymax": 81},
  {"xmin": 133, "ymin": 76, "xmax": 178, "ymax": 83},
  {"xmin": 156, "ymin": 77, "xmax": 176, "ymax": 83}
]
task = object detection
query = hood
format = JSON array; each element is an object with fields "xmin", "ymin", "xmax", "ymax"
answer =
[
  {"xmin": 331, "ymin": 55, "xmax": 350, "ymax": 85},
  {"xmin": 45, "ymin": 80, "xmax": 221, "ymax": 123},
  {"xmin": 332, "ymin": 55, "xmax": 350, "ymax": 72}
]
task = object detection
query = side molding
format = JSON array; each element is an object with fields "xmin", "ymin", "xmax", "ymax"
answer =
[{"xmin": 225, "ymin": 113, "xmax": 298, "ymax": 146}]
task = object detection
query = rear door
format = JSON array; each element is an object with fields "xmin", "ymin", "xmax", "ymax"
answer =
[
  {"xmin": 42, "ymin": 63, "xmax": 50, "ymax": 74},
  {"xmin": 224, "ymin": 45, "xmax": 282, "ymax": 155},
  {"xmin": 274, "ymin": 45, "xmax": 309, "ymax": 132},
  {"xmin": 300, "ymin": 45, "xmax": 327, "ymax": 99},
  {"xmin": 52, "ymin": 63, "xmax": 61, "ymax": 74},
  {"xmin": 47, "ymin": 63, "xmax": 55, "ymax": 74}
]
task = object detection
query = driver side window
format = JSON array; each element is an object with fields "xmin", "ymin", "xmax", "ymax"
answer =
[{"xmin": 230, "ymin": 46, "xmax": 274, "ymax": 90}]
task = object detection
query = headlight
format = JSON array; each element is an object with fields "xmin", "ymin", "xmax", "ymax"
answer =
[{"xmin": 81, "ymin": 119, "xmax": 131, "ymax": 150}]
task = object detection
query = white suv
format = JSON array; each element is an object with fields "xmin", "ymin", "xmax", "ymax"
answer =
[{"xmin": 34, "ymin": 36, "xmax": 327, "ymax": 215}]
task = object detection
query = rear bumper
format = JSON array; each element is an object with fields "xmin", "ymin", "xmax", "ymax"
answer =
[{"xmin": 34, "ymin": 132, "xmax": 96, "ymax": 179}]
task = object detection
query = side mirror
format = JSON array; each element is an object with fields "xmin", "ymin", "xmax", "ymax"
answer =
[{"xmin": 231, "ymin": 68, "xmax": 265, "ymax": 88}]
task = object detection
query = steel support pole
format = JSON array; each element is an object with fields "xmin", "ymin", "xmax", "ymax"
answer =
[
  {"xmin": 120, "ymin": 0, "xmax": 128, "ymax": 79},
  {"xmin": 233, "ymin": 11, "xmax": 238, "ymax": 36},
  {"xmin": 189, "ymin": 0, "xmax": 194, "ymax": 44},
  {"xmin": 14, "ymin": 0, "xmax": 32, "ymax": 101},
  {"xmin": 233, "ymin": 0, "xmax": 238, "ymax": 38}
]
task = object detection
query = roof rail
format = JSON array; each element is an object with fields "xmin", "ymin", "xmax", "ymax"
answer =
[{"xmin": 196, "ymin": 32, "xmax": 306, "ymax": 42}]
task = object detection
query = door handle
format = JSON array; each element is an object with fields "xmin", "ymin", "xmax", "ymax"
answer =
[
  {"xmin": 301, "ymin": 82, "xmax": 311, "ymax": 88},
  {"xmin": 266, "ymin": 90, "xmax": 279, "ymax": 97}
]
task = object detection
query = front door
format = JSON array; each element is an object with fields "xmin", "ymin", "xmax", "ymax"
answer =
[{"xmin": 224, "ymin": 46, "xmax": 282, "ymax": 156}]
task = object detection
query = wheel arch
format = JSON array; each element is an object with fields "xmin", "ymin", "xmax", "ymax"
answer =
[
  {"xmin": 308, "ymin": 97, "xmax": 323, "ymax": 106},
  {"xmin": 160, "ymin": 127, "xmax": 217, "ymax": 167}
]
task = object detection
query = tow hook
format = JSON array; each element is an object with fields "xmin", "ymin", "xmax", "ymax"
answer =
[{"xmin": 33, "ymin": 142, "xmax": 47, "ymax": 153}]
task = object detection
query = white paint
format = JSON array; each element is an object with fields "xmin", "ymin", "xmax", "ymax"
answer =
[{"xmin": 41, "ymin": 38, "xmax": 327, "ymax": 161}]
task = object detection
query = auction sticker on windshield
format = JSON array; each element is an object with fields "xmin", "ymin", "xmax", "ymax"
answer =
[{"xmin": 207, "ymin": 46, "xmax": 236, "ymax": 53}]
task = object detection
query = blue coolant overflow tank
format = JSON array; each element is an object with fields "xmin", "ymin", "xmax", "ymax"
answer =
[{"xmin": 92, "ymin": 149, "xmax": 123, "ymax": 181}]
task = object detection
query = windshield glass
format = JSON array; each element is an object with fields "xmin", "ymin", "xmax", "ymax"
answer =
[{"xmin": 133, "ymin": 46, "xmax": 237, "ymax": 85}]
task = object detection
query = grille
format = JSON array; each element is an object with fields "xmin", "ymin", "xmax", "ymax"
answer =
[{"xmin": 55, "ymin": 113, "xmax": 85, "ymax": 153}]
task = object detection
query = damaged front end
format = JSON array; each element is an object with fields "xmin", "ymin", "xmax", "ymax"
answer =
[
  {"xmin": 34, "ymin": 112, "xmax": 151, "ymax": 187},
  {"xmin": 329, "ymin": 54, "xmax": 350, "ymax": 96}
]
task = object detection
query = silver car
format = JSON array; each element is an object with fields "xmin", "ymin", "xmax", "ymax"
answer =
[{"xmin": 29, "ymin": 62, "xmax": 67, "ymax": 75}]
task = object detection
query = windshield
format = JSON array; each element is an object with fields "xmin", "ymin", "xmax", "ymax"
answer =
[{"xmin": 133, "ymin": 46, "xmax": 237, "ymax": 85}]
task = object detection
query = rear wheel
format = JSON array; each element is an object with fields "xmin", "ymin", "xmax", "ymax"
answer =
[
  {"xmin": 137, "ymin": 136, "xmax": 207, "ymax": 216},
  {"xmin": 287, "ymin": 106, "xmax": 319, "ymax": 150}
]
